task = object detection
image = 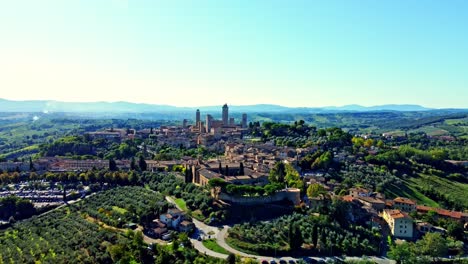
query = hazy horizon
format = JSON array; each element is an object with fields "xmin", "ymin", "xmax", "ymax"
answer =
[
  {"xmin": 2, "ymin": 97, "xmax": 466, "ymax": 111},
  {"xmin": 1, "ymin": 1, "xmax": 467, "ymax": 108}
]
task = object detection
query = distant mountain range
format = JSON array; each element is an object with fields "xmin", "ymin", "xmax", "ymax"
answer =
[{"xmin": 0, "ymin": 98, "xmax": 463, "ymax": 114}]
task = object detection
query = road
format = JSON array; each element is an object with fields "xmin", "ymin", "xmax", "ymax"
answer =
[{"xmin": 165, "ymin": 196, "xmax": 398, "ymax": 263}]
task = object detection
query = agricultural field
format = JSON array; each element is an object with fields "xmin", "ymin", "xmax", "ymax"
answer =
[{"xmin": 0, "ymin": 186, "xmax": 166, "ymax": 263}]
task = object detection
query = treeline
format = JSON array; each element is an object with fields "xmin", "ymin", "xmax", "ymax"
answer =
[
  {"xmin": 253, "ymin": 122, "xmax": 353, "ymax": 150},
  {"xmin": 209, "ymin": 178, "xmax": 284, "ymax": 197},
  {"xmin": 143, "ymin": 173, "xmax": 227, "ymax": 224},
  {"xmin": 39, "ymin": 135, "xmax": 141, "ymax": 160},
  {"xmin": 228, "ymin": 204, "xmax": 380, "ymax": 257},
  {"xmin": 0, "ymin": 186, "xmax": 225, "ymax": 264},
  {"xmin": 0, "ymin": 196, "xmax": 36, "ymax": 222},
  {"xmin": 388, "ymin": 233, "xmax": 464, "ymax": 263},
  {"xmin": 365, "ymin": 145, "xmax": 465, "ymax": 177}
]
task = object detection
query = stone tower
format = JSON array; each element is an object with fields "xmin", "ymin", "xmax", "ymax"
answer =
[
  {"xmin": 196, "ymin": 109, "xmax": 200, "ymax": 125},
  {"xmin": 222, "ymin": 104, "xmax": 229, "ymax": 126},
  {"xmin": 242, "ymin": 113, "xmax": 247, "ymax": 128}
]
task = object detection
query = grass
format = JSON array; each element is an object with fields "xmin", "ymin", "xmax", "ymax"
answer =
[
  {"xmin": 444, "ymin": 118, "xmax": 468, "ymax": 125},
  {"xmin": 111, "ymin": 206, "xmax": 128, "ymax": 215},
  {"xmin": 385, "ymin": 182, "xmax": 439, "ymax": 207},
  {"xmin": 191, "ymin": 209, "xmax": 205, "ymax": 221},
  {"xmin": 174, "ymin": 198, "xmax": 187, "ymax": 211},
  {"xmin": 202, "ymin": 239, "xmax": 230, "ymax": 255},
  {"xmin": 386, "ymin": 173, "xmax": 468, "ymax": 209},
  {"xmin": 408, "ymin": 174, "xmax": 468, "ymax": 209}
]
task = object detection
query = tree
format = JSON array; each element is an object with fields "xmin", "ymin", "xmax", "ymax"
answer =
[
  {"xmin": 388, "ymin": 242, "xmax": 415, "ymax": 264},
  {"xmin": 311, "ymin": 225, "xmax": 318, "ymax": 247},
  {"xmin": 376, "ymin": 140, "xmax": 384, "ymax": 148},
  {"xmin": 311, "ymin": 151, "xmax": 333, "ymax": 170},
  {"xmin": 16, "ymin": 199, "xmax": 36, "ymax": 218},
  {"xmin": 417, "ymin": 232, "xmax": 448, "ymax": 261},
  {"xmin": 317, "ymin": 129, "xmax": 327, "ymax": 137},
  {"xmin": 130, "ymin": 157, "xmax": 136, "ymax": 170},
  {"xmin": 307, "ymin": 183, "xmax": 326, "ymax": 198},
  {"xmin": 227, "ymin": 253, "xmax": 236, "ymax": 264},
  {"xmin": 446, "ymin": 221, "xmax": 464, "ymax": 241},
  {"xmin": 218, "ymin": 162, "xmax": 223, "ymax": 175},
  {"xmin": 363, "ymin": 139, "xmax": 374, "ymax": 148},
  {"xmin": 184, "ymin": 166, "xmax": 190, "ymax": 183},
  {"xmin": 208, "ymin": 178, "xmax": 226, "ymax": 188},
  {"xmin": 29, "ymin": 157, "xmax": 35, "ymax": 171},
  {"xmin": 269, "ymin": 162, "xmax": 286, "ymax": 184},
  {"xmin": 288, "ymin": 222, "xmax": 303, "ymax": 251},
  {"xmin": 109, "ymin": 158, "xmax": 117, "ymax": 171},
  {"xmin": 138, "ymin": 156, "xmax": 147, "ymax": 171}
]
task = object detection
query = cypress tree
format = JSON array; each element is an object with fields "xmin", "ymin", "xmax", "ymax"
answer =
[
  {"xmin": 109, "ymin": 158, "xmax": 117, "ymax": 171},
  {"xmin": 139, "ymin": 156, "xmax": 147, "ymax": 171},
  {"xmin": 239, "ymin": 162, "xmax": 244, "ymax": 175},
  {"xmin": 312, "ymin": 224, "xmax": 318, "ymax": 247}
]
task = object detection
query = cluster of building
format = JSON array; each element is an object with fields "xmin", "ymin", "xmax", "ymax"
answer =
[
  {"xmin": 188, "ymin": 159, "xmax": 269, "ymax": 187},
  {"xmin": 190, "ymin": 104, "xmax": 248, "ymax": 134},
  {"xmin": 341, "ymin": 188, "xmax": 468, "ymax": 239},
  {"xmin": 146, "ymin": 208, "xmax": 194, "ymax": 240}
]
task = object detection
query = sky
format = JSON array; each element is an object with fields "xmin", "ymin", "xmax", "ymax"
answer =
[{"xmin": 0, "ymin": 0, "xmax": 467, "ymax": 108}]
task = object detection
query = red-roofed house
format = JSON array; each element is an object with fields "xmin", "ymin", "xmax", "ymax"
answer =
[
  {"xmin": 393, "ymin": 197, "xmax": 416, "ymax": 212},
  {"xmin": 382, "ymin": 209, "xmax": 414, "ymax": 238}
]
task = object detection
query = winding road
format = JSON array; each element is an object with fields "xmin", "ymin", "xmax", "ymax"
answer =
[{"xmin": 166, "ymin": 196, "xmax": 396, "ymax": 263}]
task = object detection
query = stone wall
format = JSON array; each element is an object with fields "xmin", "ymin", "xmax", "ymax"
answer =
[{"xmin": 217, "ymin": 188, "xmax": 300, "ymax": 206}]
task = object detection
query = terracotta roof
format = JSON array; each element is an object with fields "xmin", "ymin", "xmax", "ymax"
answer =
[
  {"xmin": 180, "ymin": 220, "xmax": 193, "ymax": 226},
  {"xmin": 153, "ymin": 227, "xmax": 168, "ymax": 234},
  {"xmin": 164, "ymin": 214, "xmax": 173, "ymax": 219},
  {"xmin": 417, "ymin": 205, "xmax": 466, "ymax": 220},
  {"xmin": 350, "ymin": 187, "xmax": 370, "ymax": 193},
  {"xmin": 342, "ymin": 195, "xmax": 354, "ymax": 202},
  {"xmin": 358, "ymin": 196, "xmax": 385, "ymax": 204},
  {"xmin": 384, "ymin": 209, "xmax": 411, "ymax": 219},
  {"xmin": 394, "ymin": 197, "xmax": 416, "ymax": 205}
]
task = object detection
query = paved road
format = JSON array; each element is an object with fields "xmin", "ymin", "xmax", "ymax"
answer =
[
  {"xmin": 166, "ymin": 196, "xmax": 397, "ymax": 263},
  {"xmin": 166, "ymin": 196, "xmax": 228, "ymax": 259},
  {"xmin": 190, "ymin": 237, "xmax": 228, "ymax": 260}
]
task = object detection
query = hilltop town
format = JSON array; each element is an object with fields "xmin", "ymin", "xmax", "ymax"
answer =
[{"xmin": 0, "ymin": 105, "xmax": 467, "ymax": 264}]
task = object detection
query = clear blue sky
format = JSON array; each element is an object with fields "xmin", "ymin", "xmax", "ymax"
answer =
[{"xmin": 0, "ymin": 0, "xmax": 467, "ymax": 108}]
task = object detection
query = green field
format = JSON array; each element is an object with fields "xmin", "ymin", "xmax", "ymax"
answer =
[
  {"xmin": 386, "ymin": 181, "xmax": 439, "ymax": 207},
  {"xmin": 408, "ymin": 126, "xmax": 449, "ymax": 136},
  {"xmin": 386, "ymin": 173, "xmax": 468, "ymax": 209},
  {"xmin": 202, "ymin": 239, "xmax": 230, "ymax": 255},
  {"xmin": 174, "ymin": 198, "xmax": 188, "ymax": 211},
  {"xmin": 409, "ymin": 174, "xmax": 468, "ymax": 209}
]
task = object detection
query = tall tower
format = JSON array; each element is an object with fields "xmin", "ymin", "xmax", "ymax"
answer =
[
  {"xmin": 206, "ymin": 114, "xmax": 213, "ymax": 133},
  {"xmin": 242, "ymin": 113, "xmax": 247, "ymax": 128},
  {"xmin": 196, "ymin": 109, "xmax": 200, "ymax": 125},
  {"xmin": 222, "ymin": 104, "xmax": 229, "ymax": 126}
]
